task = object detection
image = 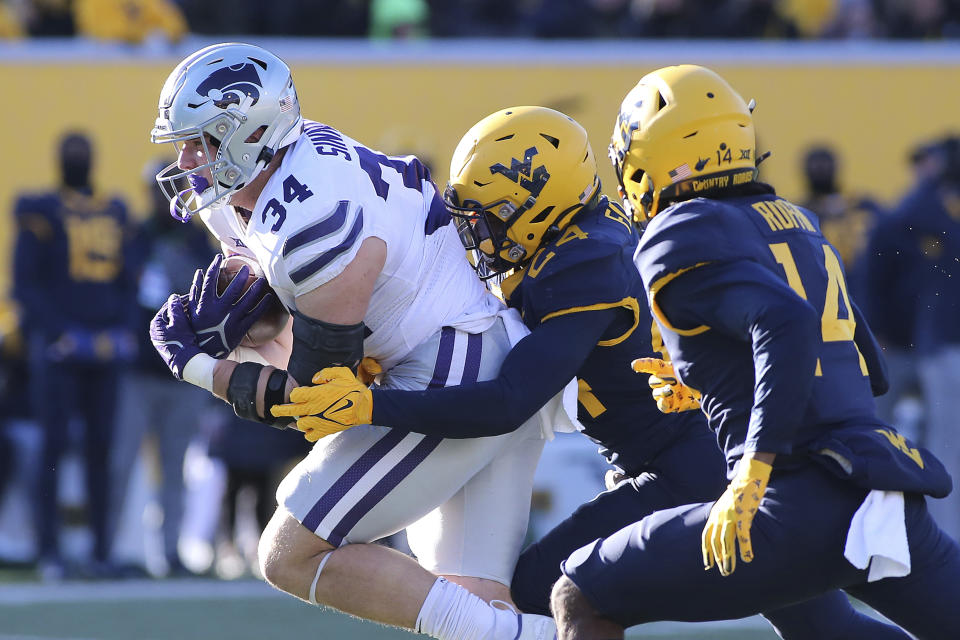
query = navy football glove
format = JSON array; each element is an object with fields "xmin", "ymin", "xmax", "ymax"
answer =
[{"xmin": 188, "ymin": 253, "xmax": 275, "ymax": 358}]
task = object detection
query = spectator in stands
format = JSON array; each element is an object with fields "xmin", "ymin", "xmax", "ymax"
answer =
[
  {"xmin": 0, "ymin": 301, "xmax": 26, "ymax": 518},
  {"xmin": 885, "ymin": 135, "xmax": 960, "ymax": 542},
  {"xmin": 370, "ymin": 0, "xmax": 429, "ymax": 39},
  {"xmin": 207, "ymin": 411, "xmax": 309, "ymax": 578},
  {"xmin": 73, "ymin": 0, "xmax": 187, "ymax": 45},
  {"xmin": 12, "ymin": 131, "xmax": 139, "ymax": 580},
  {"xmin": 862, "ymin": 142, "xmax": 933, "ymax": 436},
  {"xmin": 0, "ymin": 1, "xmax": 24, "ymax": 38},
  {"xmin": 879, "ymin": 0, "xmax": 955, "ymax": 39},
  {"xmin": 21, "ymin": 0, "xmax": 74, "ymax": 36},
  {"xmin": 108, "ymin": 160, "xmax": 215, "ymax": 577},
  {"xmin": 800, "ymin": 144, "xmax": 882, "ymax": 302}
]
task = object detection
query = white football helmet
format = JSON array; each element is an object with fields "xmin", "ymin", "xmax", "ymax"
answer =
[{"xmin": 150, "ymin": 42, "xmax": 303, "ymax": 220}]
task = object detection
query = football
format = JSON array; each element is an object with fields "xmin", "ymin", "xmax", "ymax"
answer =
[{"xmin": 216, "ymin": 254, "xmax": 290, "ymax": 347}]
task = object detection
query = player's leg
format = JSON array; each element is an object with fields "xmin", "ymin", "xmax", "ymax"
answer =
[
  {"xmin": 156, "ymin": 379, "xmax": 207, "ymax": 571},
  {"xmin": 259, "ymin": 433, "xmax": 548, "ymax": 639},
  {"xmin": 79, "ymin": 365, "xmax": 120, "ymax": 565},
  {"xmin": 407, "ymin": 419, "xmax": 546, "ymax": 607},
  {"xmin": 260, "ymin": 322, "xmax": 554, "ymax": 638},
  {"xmin": 259, "ymin": 508, "xmax": 435, "ymax": 626},
  {"xmin": 513, "ymin": 426, "xmax": 725, "ymax": 614},
  {"xmin": 106, "ymin": 373, "xmax": 153, "ymax": 564},
  {"xmin": 762, "ymin": 590, "xmax": 910, "ymax": 640},
  {"xmin": 844, "ymin": 492, "xmax": 960, "ymax": 639},
  {"xmin": 32, "ymin": 350, "xmax": 75, "ymax": 572},
  {"xmin": 551, "ymin": 575, "xmax": 624, "ymax": 640},
  {"xmin": 553, "ymin": 466, "xmax": 872, "ymax": 630},
  {"xmin": 917, "ymin": 346, "xmax": 960, "ymax": 542}
]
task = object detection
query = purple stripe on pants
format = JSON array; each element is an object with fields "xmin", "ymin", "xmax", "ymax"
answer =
[
  {"xmin": 328, "ymin": 327, "xmax": 486, "ymax": 544},
  {"xmin": 327, "ymin": 435, "xmax": 444, "ymax": 546},
  {"xmin": 428, "ymin": 327, "xmax": 456, "ymax": 389},
  {"xmin": 300, "ymin": 325, "xmax": 460, "ymax": 536},
  {"xmin": 301, "ymin": 428, "xmax": 408, "ymax": 533}
]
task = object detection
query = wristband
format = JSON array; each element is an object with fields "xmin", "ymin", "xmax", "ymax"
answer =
[
  {"xmin": 264, "ymin": 369, "xmax": 293, "ymax": 430},
  {"xmin": 226, "ymin": 361, "xmax": 263, "ymax": 422},
  {"xmin": 182, "ymin": 352, "xmax": 217, "ymax": 392}
]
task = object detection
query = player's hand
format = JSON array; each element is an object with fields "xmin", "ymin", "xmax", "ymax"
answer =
[
  {"xmin": 188, "ymin": 253, "xmax": 273, "ymax": 358},
  {"xmin": 270, "ymin": 367, "xmax": 373, "ymax": 442},
  {"xmin": 149, "ymin": 294, "xmax": 203, "ymax": 380},
  {"xmin": 702, "ymin": 456, "xmax": 772, "ymax": 576},
  {"xmin": 631, "ymin": 357, "xmax": 701, "ymax": 413},
  {"xmin": 357, "ymin": 357, "xmax": 382, "ymax": 386}
]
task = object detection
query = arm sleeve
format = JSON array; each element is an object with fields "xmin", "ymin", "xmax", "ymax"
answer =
[
  {"xmin": 851, "ymin": 299, "xmax": 890, "ymax": 397},
  {"xmin": 12, "ymin": 202, "xmax": 62, "ymax": 337},
  {"xmin": 657, "ymin": 260, "xmax": 820, "ymax": 455},
  {"xmin": 371, "ymin": 308, "xmax": 620, "ymax": 437}
]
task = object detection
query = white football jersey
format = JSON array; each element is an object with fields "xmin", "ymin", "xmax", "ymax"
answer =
[{"xmin": 199, "ymin": 120, "xmax": 503, "ymax": 369}]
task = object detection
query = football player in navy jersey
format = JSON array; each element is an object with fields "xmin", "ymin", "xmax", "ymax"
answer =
[
  {"xmin": 546, "ymin": 64, "xmax": 960, "ymax": 640},
  {"xmin": 274, "ymin": 106, "xmax": 912, "ymax": 639},
  {"xmin": 13, "ymin": 131, "xmax": 139, "ymax": 579}
]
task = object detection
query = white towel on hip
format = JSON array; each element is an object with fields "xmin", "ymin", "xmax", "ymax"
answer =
[{"xmin": 843, "ymin": 489, "xmax": 911, "ymax": 582}]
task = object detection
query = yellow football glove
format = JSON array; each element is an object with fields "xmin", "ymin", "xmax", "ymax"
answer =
[
  {"xmin": 701, "ymin": 457, "xmax": 772, "ymax": 576},
  {"xmin": 270, "ymin": 367, "xmax": 373, "ymax": 442},
  {"xmin": 357, "ymin": 356, "xmax": 382, "ymax": 386},
  {"xmin": 631, "ymin": 357, "xmax": 702, "ymax": 413}
]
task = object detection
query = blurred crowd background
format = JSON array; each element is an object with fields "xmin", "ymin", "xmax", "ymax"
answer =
[
  {"xmin": 0, "ymin": 0, "xmax": 957, "ymax": 584},
  {"xmin": 2, "ymin": 0, "xmax": 960, "ymax": 41}
]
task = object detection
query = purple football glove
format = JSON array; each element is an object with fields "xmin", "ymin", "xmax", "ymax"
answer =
[
  {"xmin": 188, "ymin": 253, "xmax": 276, "ymax": 358},
  {"xmin": 150, "ymin": 294, "xmax": 203, "ymax": 380}
]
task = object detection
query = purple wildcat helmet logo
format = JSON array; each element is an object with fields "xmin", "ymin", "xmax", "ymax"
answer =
[{"xmin": 194, "ymin": 63, "xmax": 263, "ymax": 109}]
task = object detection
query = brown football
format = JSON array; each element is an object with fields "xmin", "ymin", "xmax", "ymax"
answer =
[{"xmin": 216, "ymin": 254, "xmax": 290, "ymax": 347}]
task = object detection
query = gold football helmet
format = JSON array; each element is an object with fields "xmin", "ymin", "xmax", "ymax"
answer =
[
  {"xmin": 609, "ymin": 64, "xmax": 760, "ymax": 222},
  {"xmin": 444, "ymin": 106, "xmax": 600, "ymax": 278}
]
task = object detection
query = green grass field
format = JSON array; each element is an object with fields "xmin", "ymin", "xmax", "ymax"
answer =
[{"xmin": 0, "ymin": 577, "xmax": 785, "ymax": 640}]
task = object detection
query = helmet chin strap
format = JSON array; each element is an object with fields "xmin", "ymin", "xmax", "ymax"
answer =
[
  {"xmin": 170, "ymin": 188, "xmax": 195, "ymax": 222},
  {"xmin": 169, "ymin": 174, "xmax": 211, "ymax": 222}
]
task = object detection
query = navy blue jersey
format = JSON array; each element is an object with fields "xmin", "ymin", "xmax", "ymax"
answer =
[
  {"xmin": 503, "ymin": 197, "xmax": 706, "ymax": 472},
  {"xmin": 373, "ymin": 196, "xmax": 708, "ymax": 475},
  {"xmin": 636, "ymin": 193, "xmax": 882, "ymax": 465},
  {"xmin": 13, "ymin": 188, "xmax": 138, "ymax": 338}
]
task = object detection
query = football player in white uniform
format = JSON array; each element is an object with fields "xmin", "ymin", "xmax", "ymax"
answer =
[{"xmin": 147, "ymin": 42, "xmax": 559, "ymax": 640}]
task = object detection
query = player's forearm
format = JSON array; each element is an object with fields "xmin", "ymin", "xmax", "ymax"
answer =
[
  {"xmin": 372, "ymin": 381, "xmax": 528, "ymax": 437},
  {"xmin": 211, "ymin": 359, "xmax": 294, "ymax": 418},
  {"xmin": 372, "ymin": 309, "xmax": 613, "ymax": 438}
]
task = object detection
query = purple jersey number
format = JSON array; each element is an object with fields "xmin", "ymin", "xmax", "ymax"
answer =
[{"xmin": 354, "ymin": 146, "xmax": 450, "ymax": 235}]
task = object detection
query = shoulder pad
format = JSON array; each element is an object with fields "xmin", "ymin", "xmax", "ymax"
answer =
[
  {"xmin": 533, "ymin": 200, "xmax": 638, "ymax": 281},
  {"xmin": 13, "ymin": 193, "xmax": 57, "ymax": 218},
  {"xmin": 522, "ymin": 223, "xmax": 640, "ymax": 324},
  {"xmin": 636, "ymin": 199, "xmax": 745, "ymax": 292}
]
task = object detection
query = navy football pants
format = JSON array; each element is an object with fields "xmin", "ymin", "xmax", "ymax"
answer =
[
  {"xmin": 512, "ymin": 427, "xmax": 727, "ymax": 614},
  {"xmin": 562, "ymin": 463, "xmax": 960, "ymax": 639}
]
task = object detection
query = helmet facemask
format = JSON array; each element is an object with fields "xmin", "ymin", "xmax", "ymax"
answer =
[
  {"xmin": 152, "ymin": 112, "xmax": 247, "ymax": 221},
  {"xmin": 444, "ymin": 186, "xmax": 528, "ymax": 279}
]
